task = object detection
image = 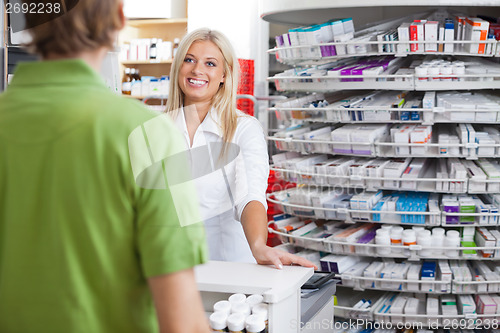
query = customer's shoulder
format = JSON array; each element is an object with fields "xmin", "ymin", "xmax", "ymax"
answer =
[{"xmin": 93, "ymin": 90, "xmax": 163, "ymax": 123}]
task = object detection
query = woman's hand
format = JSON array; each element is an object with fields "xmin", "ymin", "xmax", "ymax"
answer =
[
  {"xmin": 251, "ymin": 242, "xmax": 318, "ymax": 270},
  {"xmin": 240, "ymin": 202, "xmax": 317, "ymax": 270}
]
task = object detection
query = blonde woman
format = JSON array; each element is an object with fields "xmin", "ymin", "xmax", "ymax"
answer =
[{"xmin": 166, "ymin": 28, "xmax": 315, "ymax": 269}]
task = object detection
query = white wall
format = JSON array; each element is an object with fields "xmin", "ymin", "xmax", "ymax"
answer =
[
  {"xmin": 123, "ymin": 0, "xmax": 186, "ymax": 19},
  {"xmin": 188, "ymin": 0, "xmax": 269, "ymax": 123}
]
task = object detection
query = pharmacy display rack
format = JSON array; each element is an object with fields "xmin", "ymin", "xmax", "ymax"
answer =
[{"xmin": 261, "ymin": 1, "xmax": 500, "ymax": 330}]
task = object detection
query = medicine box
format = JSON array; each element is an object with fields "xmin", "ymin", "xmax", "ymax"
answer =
[
  {"xmin": 363, "ymin": 261, "xmax": 384, "ymax": 289},
  {"xmin": 424, "ymin": 21, "xmax": 439, "ymax": 52}
]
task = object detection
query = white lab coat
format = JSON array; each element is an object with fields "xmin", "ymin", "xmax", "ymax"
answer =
[{"xmin": 172, "ymin": 107, "xmax": 269, "ymax": 263}]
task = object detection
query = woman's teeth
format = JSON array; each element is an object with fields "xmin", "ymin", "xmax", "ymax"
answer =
[{"xmin": 189, "ymin": 78, "xmax": 206, "ymax": 85}]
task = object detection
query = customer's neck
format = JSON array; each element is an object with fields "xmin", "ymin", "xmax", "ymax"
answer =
[{"xmin": 44, "ymin": 47, "xmax": 109, "ymax": 72}]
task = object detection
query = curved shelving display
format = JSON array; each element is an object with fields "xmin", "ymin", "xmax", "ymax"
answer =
[
  {"xmin": 335, "ymin": 273, "xmax": 500, "ymax": 295},
  {"xmin": 268, "ymin": 136, "xmax": 500, "ymax": 159},
  {"xmin": 269, "ymin": 72, "xmax": 500, "ymax": 92},
  {"xmin": 268, "ymin": 40, "xmax": 500, "ymax": 67},
  {"xmin": 332, "ymin": 287, "xmax": 500, "ymax": 327},
  {"xmin": 264, "ymin": 2, "xmax": 500, "ymax": 328},
  {"xmin": 268, "ymin": 190, "xmax": 500, "ymax": 227},
  {"xmin": 270, "ymin": 106, "xmax": 500, "ymax": 126},
  {"xmin": 270, "ymin": 166, "xmax": 473, "ymax": 194},
  {"xmin": 269, "ymin": 222, "xmax": 500, "ymax": 260}
]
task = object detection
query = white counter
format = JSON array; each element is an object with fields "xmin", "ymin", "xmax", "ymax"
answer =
[{"xmin": 195, "ymin": 261, "xmax": 314, "ymax": 333}]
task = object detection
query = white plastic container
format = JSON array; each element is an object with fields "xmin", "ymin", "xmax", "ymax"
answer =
[
  {"xmin": 213, "ymin": 300, "xmax": 232, "ymax": 316},
  {"xmin": 246, "ymin": 294, "xmax": 264, "ymax": 308},
  {"xmin": 231, "ymin": 302, "xmax": 251, "ymax": 316},
  {"xmin": 444, "ymin": 230, "xmax": 461, "ymax": 258},
  {"xmin": 375, "ymin": 228, "xmax": 391, "ymax": 255},
  {"xmin": 390, "ymin": 226, "xmax": 404, "ymax": 254},
  {"xmin": 245, "ymin": 314, "xmax": 266, "ymax": 333},
  {"xmin": 252, "ymin": 303, "xmax": 269, "ymax": 330},
  {"xmin": 227, "ymin": 313, "xmax": 246, "ymax": 333},
  {"xmin": 431, "ymin": 227, "xmax": 445, "ymax": 256},
  {"xmin": 209, "ymin": 312, "xmax": 228, "ymax": 332},
  {"xmin": 381, "ymin": 224, "xmax": 393, "ymax": 232},
  {"xmin": 252, "ymin": 303, "xmax": 269, "ymax": 321},
  {"xmin": 417, "ymin": 229, "xmax": 432, "ymax": 257},
  {"xmin": 228, "ymin": 293, "xmax": 247, "ymax": 305},
  {"xmin": 402, "ymin": 229, "xmax": 417, "ymax": 256}
]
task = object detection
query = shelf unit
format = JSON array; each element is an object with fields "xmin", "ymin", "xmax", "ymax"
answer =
[
  {"xmin": 268, "ymin": 40, "xmax": 500, "ymax": 68},
  {"xmin": 121, "ymin": 60, "xmax": 173, "ymax": 65},
  {"xmin": 262, "ymin": 1, "xmax": 500, "ymax": 329},
  {"xmin": 333, "ymin": 286, "xmax": 500, "ymax": 329},
  {"xmin": 118, "ymin": 18, "xmax": 187, "ymax": 78},
  {"xmin": 1, "ymin": 11, "xmax": 38, "ymax": 91}
]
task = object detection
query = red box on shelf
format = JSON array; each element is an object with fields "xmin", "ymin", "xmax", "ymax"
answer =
[{"xmin": 237, "ymin": 59, "xmax": 255, "ymax": 116}]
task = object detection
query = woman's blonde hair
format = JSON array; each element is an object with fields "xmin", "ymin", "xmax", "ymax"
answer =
[{"xmin": 166, "ymin": 28, "xmax": 239, "ymax": 150}]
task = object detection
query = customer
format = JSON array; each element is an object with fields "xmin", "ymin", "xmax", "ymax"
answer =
[
  {"xmin": 0, "ymin": 1, "xmax": 209, "ymax": 333},
  {"xmin": 166, "ymin": 28, "xmax": 316, "ymax": 269}
]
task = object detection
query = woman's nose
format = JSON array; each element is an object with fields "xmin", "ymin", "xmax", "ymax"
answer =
[{"xmin": 191, "ymin": 62, "xmax": 203, "ymax": 75}]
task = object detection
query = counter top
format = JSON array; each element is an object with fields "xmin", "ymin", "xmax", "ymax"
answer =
[{"xmin": 195, "ymin": 261, "xmax": 314, "ymax": 303}]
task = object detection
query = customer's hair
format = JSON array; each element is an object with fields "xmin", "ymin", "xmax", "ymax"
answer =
[
  {"xmin": 23, "ymin": 0, "xmax": 123, "ymax": 57},
  {"xmin": 166, "ymin": 28, "xmax": 240, "ymax": 148}
]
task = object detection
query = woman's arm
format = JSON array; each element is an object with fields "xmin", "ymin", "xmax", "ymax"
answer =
[{"xmin": 241, "ymin": 200, "xmax": 317, "ymax": 269}]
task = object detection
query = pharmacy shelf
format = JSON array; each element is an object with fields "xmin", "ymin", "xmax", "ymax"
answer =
[
  {"xmin": 332, "ymin": 287, "xmax": 381, "ymax": 322},
  {"xmin": 123, "ymin": 95, "xmax": 146, "ymax": 99},
  {"xmin": 269, "ymin": 74, "xmax": 500, "ymax": 92},
  {"xmin": 333, "ymin": 287, "xmax": 500, "ymax": 326},
  {"xmin": 269, "ymin": 225, "xmax": 500, "ymax": 261},
  {"xmin": 270, "ymin": 166, "xmax": 470, "ymax": 194},
  {"xmin": 264, "ymin": 3, "xmax": 500, "ymax": 329},
  {"xmin": 373, "ymin": 310, "xmax": 500, "ymax": 328},
  {"xmin": 118, "ymin": 17, "xmax": 186, "ymax": 81},
  {"xmin": 268, "ymin": 192, "xmax": 440, "ymax": 225},
  {"xmin": 339, "ymin": 274, "xmax": 450, "ymax": 295},
  {"xmin": 270, "ymin": 106, "xmax": 500, "ymax": 126},
  {"xmin": 121, "ymin": 60, "xmax": 173, "ymax": 65},
  {"xmin": 337, "ymin": 273, "xmax": 500, "ymax": 295},
  {"xmin": 269, "ymin": 40, "xmax": 499, "ymax": 67},
  {"xmin": 270, "ymin": 74, "xmax": 415, "ymax": 92},
  {"xmin": 269, "ymin": 136, "xmax": 475, "ymax": 159},
  {"xmin": 268, "ymin": 192, "xmax": 500, "ymax": 227},
  {"xmin": 270, "ymin": 135, "xmax": 500, "ymax": 160}
]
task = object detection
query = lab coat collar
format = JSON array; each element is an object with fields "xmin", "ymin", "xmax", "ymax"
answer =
[
  {"xmin": 199, "ymin": 107, "xmax": 224, "ymax": 137},
  {"xmin": 175, "ymin": 106, "xmax": 224, "ymax": 138}
]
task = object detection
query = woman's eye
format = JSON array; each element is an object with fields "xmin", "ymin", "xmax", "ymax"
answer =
[
  {"xmin": 207, "ymin": 62, "xmax": 216, "ymax": 67},
  {"xmin": 184, "ymin": 58, "xmax": 194, "ymax": 63}
]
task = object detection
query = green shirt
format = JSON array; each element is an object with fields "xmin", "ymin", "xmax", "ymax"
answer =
[{"xmin": 0, "ymin": 59, "xmax": 207, "ymax": 333}]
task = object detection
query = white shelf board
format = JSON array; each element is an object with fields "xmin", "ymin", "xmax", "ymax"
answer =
[
  {"xmin": 270, "ymin": 76, "xmax": 500, "ymax": 92},
  {"xmin": 260, "ymin": 0, "xmax": 500, "ymax": 25}
]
